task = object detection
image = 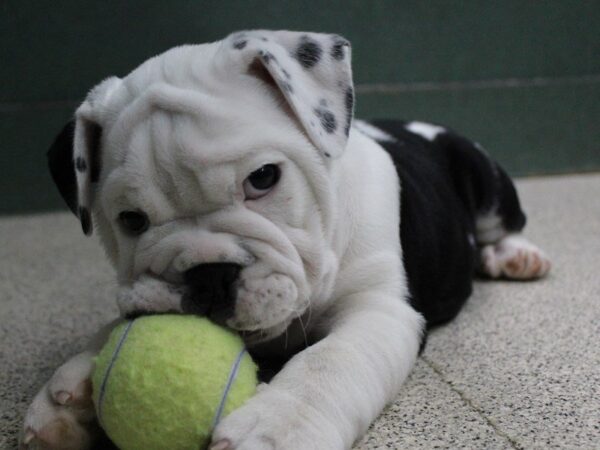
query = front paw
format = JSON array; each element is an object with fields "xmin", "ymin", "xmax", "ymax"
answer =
[
  {"xmin": 21, "ymin": 352, "xmax": 99, "ymax": 450},
  {"xmin": 211, "ymin": 386, "xmax": 343, "ymax": 450}
]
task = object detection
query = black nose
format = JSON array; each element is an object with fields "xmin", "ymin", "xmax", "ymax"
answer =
[{"xmin": 181, "ymin": 263, "xmax": 242, "ymax": 323}]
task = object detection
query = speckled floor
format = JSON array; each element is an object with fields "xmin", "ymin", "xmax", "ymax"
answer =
[
  {"xmin": 1, "ymin": 173, "xmax": 599, "ymax": 450},
  {"xmin": 357, "ymin": 173, "xmax": 600, "ymax": 450}
]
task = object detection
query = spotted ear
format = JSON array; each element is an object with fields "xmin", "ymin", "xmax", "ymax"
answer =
[
  {"xmin": 47, "ymin": 115, "xmax": 102, "ymax": 236},
  {"xmin": 47, "ymin": 77, "xmax": 121, "ymax": 235},
  {"xmin": 223, "ymin": 30, "xmax": 355, "ymax": 159},
  {"xmin": 71, "ymin": 113, "xmax": 102, "ymax": 235},
  {"xmin": 47, "ymin": 120, "xmax": 78, "ymax": 215}
]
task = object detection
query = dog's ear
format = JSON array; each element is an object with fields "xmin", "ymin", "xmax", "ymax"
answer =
[
  {"xmin": 47, "ymin": 77, "xmax": 121, "ymax": 235},
  {"xmin": 221, "ymin": 30, "xmax": 355, "ymax": 159},
  {"xmin": 47, "ymin": 120, "xmax": 78, "ymax": 215}
]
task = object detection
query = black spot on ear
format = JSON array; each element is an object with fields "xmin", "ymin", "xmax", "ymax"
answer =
[
  {"xmin": 233, "ymin": 40, "xmax": 247, "ymax": 50},
  {"xmin": 78, "ymin": 206, "xmax": 92, "ymax": 235},
  {"xmin": 295, "ymin": 36, "xmax": 322, "ymax": 68},
  {"xmin": 344, "ymin": 86, "xmax": 354, "ymax": 136},
  {"xmin": 85, "ymin": 121, "xmax": 103, "ymax": 183},
  {"xmin": 281, "ymin": 68, "xmax": 291, "ymax": 79},
  {"xmin": 331, "ymin": 37, "xmax": 349, "ymax": 60},
  {"xmin": 281, "ymin": 81, "xmax": 294, "ymax": 94},
  {"xmin": 314, "ymin": 107, "xmax": 337, "ymax": 133},
  {"xmin": 75, "ymin": 156, "xmax": 87, "ymax": 172},
  {"xmin": 47, "ymin": 120, "xmax": 77, "ymax": 214},
  {"xmin": 260, "ymin": 51, "xmax": 276, "ymax": 65}
]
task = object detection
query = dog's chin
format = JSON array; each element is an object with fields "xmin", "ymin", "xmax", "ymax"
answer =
[{"xmin": 237, "ymin": 319, "xmax": 294, "ymax": 347}]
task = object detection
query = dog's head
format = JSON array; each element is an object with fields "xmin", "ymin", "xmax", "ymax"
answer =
[{"xmin": 48, "ymin": 30, "xmax": 354, "ymax": 345}]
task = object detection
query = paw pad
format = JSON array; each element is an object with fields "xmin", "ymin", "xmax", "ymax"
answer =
[{"xmin": 479, "ymin": 236, "xmax": 551, "ymax": 280}]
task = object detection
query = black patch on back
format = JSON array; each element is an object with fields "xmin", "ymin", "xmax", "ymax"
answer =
[
  {"xmin": 368, "ymin": 119, "xmax": 527, "ymax": 327},
  {"xmin": 433, "ymin": 132, "xmax": 526, "ymax": 233},
  {"xmin": 295, "ymin": 37, "xmax": 322, "ymax": 68}
]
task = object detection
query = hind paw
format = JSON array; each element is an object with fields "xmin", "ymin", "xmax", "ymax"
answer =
[{"xmin": 480, "ymin": 235, "xmax": 551, "ymax": 280}]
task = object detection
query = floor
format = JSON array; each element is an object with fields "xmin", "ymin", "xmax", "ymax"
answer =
[{"xmin": 1, "ymin": 174, "xmax": 599, "ymax": 449}]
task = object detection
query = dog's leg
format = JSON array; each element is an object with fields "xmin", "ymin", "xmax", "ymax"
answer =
[
  {"xmin": 478, "ymin": 233, "xmax": 551, "ymax": 280},
  {"xmin": 211, "ymin": 292, "xmax": 424, "ymax": 450},
  {"xmin": 437, "ymin": 135, "xmax": 552, "ymax": 281},
  {"xmin": 20, "ymin": 319, "xmax": 121, "ymax": 450},
  {"xmin": 475, "ymin": 180, "xmax": 551, "ymax": 280},
  {"xmin": 473, "ymin": 166, "xmax": 551, "ymax": 280}
]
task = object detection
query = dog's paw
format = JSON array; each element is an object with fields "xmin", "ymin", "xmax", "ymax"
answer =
[
  {"xmin": 480, "ymin": 235, "xmax": 551, "ymax": 280},
  {"xmin": 210, "ymin": 385, "xmax": 343, "ymax": 450},
  {"xmin": 21, "ymin": 352, "xmax": 98, "ymax": 450}
]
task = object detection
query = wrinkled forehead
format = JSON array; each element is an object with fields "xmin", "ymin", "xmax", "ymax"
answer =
[
  {"xmin": 105, "ymin": 91, "xmax": 295, "ymax": 169},
  {"xmin": 94, "ymin": 44, "xmax": 317, "ymax": 217},
  {"xmin": 100, "ymin": 47, "xmax": 305, "ymax": 171},
  {"xmin": 98, "ymin": 101, "xmax": 300, "ymax": 217}
]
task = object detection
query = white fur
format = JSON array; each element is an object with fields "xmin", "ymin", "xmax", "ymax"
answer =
[
  {"xmin": 23, "ymin": 31, "xmax": 424, "ymax": 450},
  {"xmin": 405, "ymin": 120, "xmax": 445, "ymax": 141},
  {"xmin": 211, "ymin": 128, "xmax": 424, "ymax": 449},
  {"xmin": 479, "ymin": 234, "xmax": 551, "ymax": 279},
  {"xmin": 476, "ymin": 208, "xmax": 506, "ymax": 244},
  {"xmin": 353, "ymin": 119, "xmax": 396, "ymax": 142}
]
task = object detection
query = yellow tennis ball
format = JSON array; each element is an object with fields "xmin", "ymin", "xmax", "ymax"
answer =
[{"xmin": 92, "ymin": 315, "xmax": 257, "ymax": 450}]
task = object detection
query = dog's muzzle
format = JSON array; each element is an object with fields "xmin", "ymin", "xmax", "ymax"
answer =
[{"xmin": 181, "ymin": 262, "xmax": 242, "ymax": 325}]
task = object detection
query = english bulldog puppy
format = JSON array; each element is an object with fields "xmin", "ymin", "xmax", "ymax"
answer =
[{"xmin": 21, "ymin": 30, "xmax": 550, "ymax": 450}]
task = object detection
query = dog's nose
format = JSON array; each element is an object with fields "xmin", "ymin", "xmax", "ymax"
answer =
[{"xmin": 181, "ymin": 263, "xmax": 242, "ymax": 323}]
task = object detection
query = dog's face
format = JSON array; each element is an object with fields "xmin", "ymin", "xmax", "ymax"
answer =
[{"xmin": 48, "ymin": 31, "xmax": 354, "ymax": 344}]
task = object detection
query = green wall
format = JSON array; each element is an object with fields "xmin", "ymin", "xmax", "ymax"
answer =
[{"xmin": 2, "ymin": 1, "xmax": 599, "ymax": 214}]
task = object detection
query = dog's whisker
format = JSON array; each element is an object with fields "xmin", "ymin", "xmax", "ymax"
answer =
[
  {"xmin": 297, "ymin": 312, "xmax": 309, "ymax": 349},
  {"xmin": 305, "ymin": 302, "xmax": 313, "ymax": 329}
]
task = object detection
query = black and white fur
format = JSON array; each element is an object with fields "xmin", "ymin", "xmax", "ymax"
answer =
[{"xmin": 22, "ymin": 30, "xmax": 550, "ymax": 450}]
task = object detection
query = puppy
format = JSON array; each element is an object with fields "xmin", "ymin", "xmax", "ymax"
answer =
[{"xmin": 21, "ymin": 30, "xmax": 550, "ymax": 450}]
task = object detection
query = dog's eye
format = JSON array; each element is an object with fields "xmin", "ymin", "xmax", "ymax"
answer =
[
  {"xmin": 118, "ymin": 211, "xmax": 149, "ymax": 235},
  {"xmin": 243, "ymin": 164, "xmax": 281, "ymax": 200}
]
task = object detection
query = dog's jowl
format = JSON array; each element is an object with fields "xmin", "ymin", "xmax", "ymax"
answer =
[{"xmin": 23, "ymin": 30, "xmax": 551, "ymax": 450}]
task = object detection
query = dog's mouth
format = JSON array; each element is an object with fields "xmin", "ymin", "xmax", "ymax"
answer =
[
  {"xmin": 238, "ymin": 329, "xmax": 264, "ymax": 344},
  {"xmin": 122, "ymin": 310, "xmax": 285, "ymax": 347},
  {"xmin": 235, "ymin": 319, "xmax": 294, "ymax": 346},
  {"xmin": 118, "ymin": 268, "xmax": 299, "ymax": 347}
]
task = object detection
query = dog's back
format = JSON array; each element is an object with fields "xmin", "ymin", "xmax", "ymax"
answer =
[{"xmin": 356, "ymin": 119, "xmax": 528, "ymax": 326}]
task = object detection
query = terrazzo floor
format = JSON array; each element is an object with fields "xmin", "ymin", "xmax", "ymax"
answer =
[{"xmin": 1, "ymin": 173, "xmax": 599, "ymax": 449}]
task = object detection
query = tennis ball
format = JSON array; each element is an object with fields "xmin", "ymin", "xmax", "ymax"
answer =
[{"xmin": 92, "ymin": 315, "xmax": 257, "ymax": 450}]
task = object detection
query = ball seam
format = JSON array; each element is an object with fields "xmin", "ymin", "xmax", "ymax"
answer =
[
  {"xmin": 97, "ymin": 320, "xmax": 136, "ymax": 428},
  {"xmin": 211, "ymin": 347, "xmax": 247, "ymax": 430}
]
